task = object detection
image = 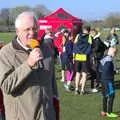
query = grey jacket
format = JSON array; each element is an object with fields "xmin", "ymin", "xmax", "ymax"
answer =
[{"xmin": 0, "ymin": 39, "xmax": 57, "ymax": 120}]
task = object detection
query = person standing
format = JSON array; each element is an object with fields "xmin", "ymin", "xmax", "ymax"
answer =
[
  {"xmin": 104, "ymin": 27, "xmax": 119, "ymax": 47},
  {"xmin": 62, "ymin": 32, "xmax": 74, "ymax": 91},
  {"xmin": 73, "ymin": 26, "xmax": 92, "ymax": 95},
  {"xmin": 0, "ymin": 12, "xmax": 58, "ymax": 120},
  {"xmin": 90, "ymin": 28, "xmax": 107, "ymax": 92},
  {"xmin": 99, "ymin": 47, "xmax": 118, "ymax": 118},
  {"xmin": 43, "ymin": 28, "xmax": 60, "ymax": 120},
  {"xmin": 60, "ymin": 29, "xmax": 71, "ymax": 82}
]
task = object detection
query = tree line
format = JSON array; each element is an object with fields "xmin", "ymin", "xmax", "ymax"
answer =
[
  {"xmin": 85, "ymin": 12, "xmax": 120, "ymax": 29},
  {"xmin": 0, "ymin": 5, "xmax": 50, "ymax": 32},
  {"xmin": 0, "ymin": 5, "xmax": 120, "ymax": 32}
]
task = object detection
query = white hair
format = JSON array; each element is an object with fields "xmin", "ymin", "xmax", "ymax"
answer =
[{"xmin": 15, "ymin": 11, "xmax": 38, "ymax": 28}]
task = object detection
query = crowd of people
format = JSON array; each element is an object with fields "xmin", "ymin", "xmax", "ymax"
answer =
[
  {"xmin": 54, "ymin": 25, "xmax": 119, "ymax": 118},
  {"xmin": 0, "ymin": 11, "xmax": 119, "ymax": 120}
]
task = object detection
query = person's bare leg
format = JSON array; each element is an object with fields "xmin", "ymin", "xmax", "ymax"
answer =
[
  {"xmin": 61, "ymin": 70, "xmax": 65, "ymax": 82},
  {"xmin": 80, "ymin": 72, "xmax": 87, "ymax": 93},
  {"xmin": 75, "ymin": 72, "xmax": 81, "ymax": 91}
]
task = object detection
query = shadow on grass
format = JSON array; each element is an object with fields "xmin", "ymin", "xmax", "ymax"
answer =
[
  {"xmin": 115, "ymin": 59, "xmax": 120, "ymax": 63},
  {"xmin": 56, "ymin": 77, "xmax": 61, "ymax": 81},
  {"xmin": 114, "ymin": 111, "xmax": 120, "ymax": 118},
  {"xmin": 114, "ymin": 80, "xmax": 120, "ymax": 89}
]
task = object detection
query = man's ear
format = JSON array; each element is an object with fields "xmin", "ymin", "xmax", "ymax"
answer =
[{"xmin": 16, "ymin": 28, "xmax": 19, "ymax": 36}]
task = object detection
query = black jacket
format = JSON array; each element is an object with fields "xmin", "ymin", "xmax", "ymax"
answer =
[{"xmin": 99, "ymin": 56, "xmax": 114, "ymax": 81}]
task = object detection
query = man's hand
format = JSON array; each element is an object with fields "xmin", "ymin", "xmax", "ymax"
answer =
[{"xmin": 27, "ymin": 48, "xmax": 43, "ymax": 67}]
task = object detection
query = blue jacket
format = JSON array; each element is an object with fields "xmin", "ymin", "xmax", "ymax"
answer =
[
  {"xmin": 99, "ymin": 56, "xmax": 114, "ymax": 81},
  {"xmin": 64, "ymin": 40, "xmax": 73, "ymax": 56},
  {"xmin": 61, "ymin": 40, "xmax": 73, "ymax": 64},
  {"xmin": 73, "ymin": 34, "xmax": 91, "ymax": 55},
  {"xmin": 99, "ymin": 56, "xmax": 115, "ymax": 96}
]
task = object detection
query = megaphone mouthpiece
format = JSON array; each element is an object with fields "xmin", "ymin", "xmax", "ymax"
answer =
[{"xmin": 29, "ymin": 39, "xmax": 40, "ymax": 49}]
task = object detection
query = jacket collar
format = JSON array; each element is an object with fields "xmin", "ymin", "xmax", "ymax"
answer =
[
  {"xmin": 12, "ymin": 39, "xmax": 30, "ymax": 54},
  {"xmin": 100, "ymin": 56, "xmax": 113, "ymax": 65}
]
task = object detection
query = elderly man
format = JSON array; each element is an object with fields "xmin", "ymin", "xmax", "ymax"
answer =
[{"xmin": 0, "ymin": 12, "xmax": 58, "ymax": 120}]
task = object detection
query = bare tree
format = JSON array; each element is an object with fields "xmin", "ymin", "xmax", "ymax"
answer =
[
  {"xmin": 9, "ymin": 6, "xmax": 31, "ymax": 26},
  {"xmin": 104, "ymin": 13, "xmax": 120, "ymax": 28},
  {"xmin": 0, "ymin": 8, "xmax": 10, "ymax": 31},
  {"xmin": 0, "ymin": 5, "xmax": 51, "ymax": 31},
  {"xmin": 32, "ymin": 4, "xmax": 51, "ymax": 18}
]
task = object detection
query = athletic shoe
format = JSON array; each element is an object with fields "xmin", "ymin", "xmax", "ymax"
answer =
[
  {"xmin": 64, "ymin": 84, "xmax": 71, "ymax": 92},
  {"xmin": 80, "ymin": 90, "xmax": 85, "ymax": 95},
  {"xmin": 60, "ymin": 78, "xmax": 65, "ymax": 83},
  {"xmin": 92, "ymin": 88, "xmax": 98, "ymax": 93},
  {"xmin": 69, "ymin": 84, "xmax": 75, "ymax": 91},
  {"xmin": 74, "ymin": 90, "xmax": 80, "ymax": 95},
  {"xmin": 106, "ymin": 113, "xmax": 118, "ymax": 118},
  {"xmin": 100, "ymin": 111, "xmax": 107, "ymax": 116}
]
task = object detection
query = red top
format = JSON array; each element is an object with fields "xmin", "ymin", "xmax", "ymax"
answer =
[{"xmin": 54, "ymin": 34, "xmax": 63, "ymax": 53}]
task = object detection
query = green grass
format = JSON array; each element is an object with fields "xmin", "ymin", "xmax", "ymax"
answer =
[
  {"xmin": 56, "ymin": 63, "xmax": 120, "ymax": 120},
  {"xmin": 1, "ymin": 32, "xmax": 120, "ymax": 120},
  {"xmin": 0, "ymin": 32, "xmax": 15, "ymax": 43}
]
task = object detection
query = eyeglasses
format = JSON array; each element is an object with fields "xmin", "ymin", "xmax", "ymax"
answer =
[{"xmin": 22, "ymin": 27, "xmax": 38, "ymax": 33}]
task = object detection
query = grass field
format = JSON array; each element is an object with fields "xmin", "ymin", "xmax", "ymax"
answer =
[
  {"xmin": 56, "ymin": 65, "xmax": 120, "ymax": 120},
  {"xmin": 1, "ymin": 32, "xmax": 120, "ymax": 120},
  {"xmin": 0, "ymin": 32, "xmax": 15, "ymax": 43}
]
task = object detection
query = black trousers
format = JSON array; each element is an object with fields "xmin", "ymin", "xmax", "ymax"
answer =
[
  {"xmin": 0, "ymin": 111, "xmax": 5, "ymax": 120},
  {"xmin": 89, "ymin": 70, "xmax": 96, "ymax": 89},
  {"xmin": 102, "ymin": 94, "xmax": 115, "ymax": 113}
]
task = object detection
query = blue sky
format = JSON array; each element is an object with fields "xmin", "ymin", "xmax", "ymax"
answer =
[{"xmin": 0, "ymin": 0, "xmax": 120, "ymax": 20}]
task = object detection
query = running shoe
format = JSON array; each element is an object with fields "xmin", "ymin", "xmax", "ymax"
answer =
[{"xmin": 106, "ymin": 113, "xmax": 118, "ymax": 118}]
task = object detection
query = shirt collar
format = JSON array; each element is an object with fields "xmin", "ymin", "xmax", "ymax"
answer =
[{"xmin": 17, "ymin": 37, "xmax": 30, "ymax": 51}]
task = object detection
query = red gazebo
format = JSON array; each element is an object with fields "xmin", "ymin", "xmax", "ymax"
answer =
[
  {"xmin": 37, "ymin": 8, "xmax": 83, "ymax": 53},
  {"xmin": 38, "ymin": 8, "xmax": 83, "ymax": 39}
]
